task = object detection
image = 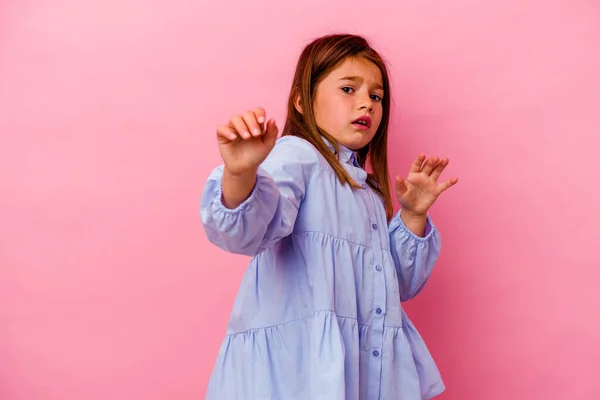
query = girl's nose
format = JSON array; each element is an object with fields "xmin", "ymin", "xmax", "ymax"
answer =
[{"xmin": 359, "ymin": 98, "xmax": 373, "ymax": 110}]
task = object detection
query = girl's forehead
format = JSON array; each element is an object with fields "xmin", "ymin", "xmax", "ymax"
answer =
[{"xmin": 326, "ymin": 58, "xmax": 383, "ymax": 84}]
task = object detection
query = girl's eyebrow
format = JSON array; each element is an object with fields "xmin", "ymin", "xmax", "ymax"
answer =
[{"xmin": 339, "ymin": 76, "xmax": 384, "ymax": 91}]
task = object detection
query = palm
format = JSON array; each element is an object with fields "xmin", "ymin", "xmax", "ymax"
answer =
[
  {"xmin": 217, "ymin": 114, "xmax": 279, "ymax": 175},
  {"xmin": 219, "ymin": 136, "xmax": 274, "ymax": 174},
  {"xmin": 396, "ymin": 155, "xmax": 458, "ymax": 216},
  {"xmin": 398, "ymin": 172, "xmax": 441, "ymax": 214}
]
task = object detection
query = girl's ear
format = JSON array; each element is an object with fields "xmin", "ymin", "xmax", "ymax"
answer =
[{"xmin": 294, "ymin": 94, "xmax": 303, "ymax": 114}]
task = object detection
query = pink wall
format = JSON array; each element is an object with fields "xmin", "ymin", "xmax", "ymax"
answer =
[{"xmin": 1, "ymin": 0, "xmax": 599, "ymax": 399}]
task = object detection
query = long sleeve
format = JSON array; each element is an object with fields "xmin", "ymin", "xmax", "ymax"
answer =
[
  {"xmin": 388, "ymin": 210, "xmax": 442, "ymax": 301},
  {"xmin": 200, "ymin": 136, "xmax": 317, "ymax": 257}
]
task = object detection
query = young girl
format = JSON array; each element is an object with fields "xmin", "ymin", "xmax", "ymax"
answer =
[{"xmin": 200, "ymin": 33, "xmax": 458, "ymax": 400}]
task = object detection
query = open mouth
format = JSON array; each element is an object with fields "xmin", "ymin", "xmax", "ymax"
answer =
[{"xmin": 352, "ymin": 115, "xmax": 372, "ymax": 129}]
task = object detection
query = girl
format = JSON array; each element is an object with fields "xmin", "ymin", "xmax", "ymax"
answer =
[{"xmin": 200, "ymin": 33, "xmax": 458, "ymax": 400}]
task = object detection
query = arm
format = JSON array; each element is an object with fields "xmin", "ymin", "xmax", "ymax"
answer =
[
  {"xmin": 220, "ymin": 167, "xmax": 258, "ymax": 209},
  {"xmin": 388, "ymin": 209, "xmax": 442, "ymax": 301},
  {"xmin": 200, "ymin": 137, "xmax": 316, "ymax": 256}
]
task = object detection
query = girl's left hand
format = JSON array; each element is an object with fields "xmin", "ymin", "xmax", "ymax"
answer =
[{"xmin": 395, "ymin": 155, "xmax": 458, "ymax": 217}]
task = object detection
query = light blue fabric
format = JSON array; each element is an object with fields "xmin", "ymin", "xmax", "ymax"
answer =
[{"xmin": 200, "ymin": 135, "xmax": 445, "ymax": 400}]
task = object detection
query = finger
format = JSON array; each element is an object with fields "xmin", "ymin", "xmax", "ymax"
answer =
[
  {"xmin": 253, "ymin": 106, "xmax": 266, "ymax": 128},
  {"xmin": 229, "ymin": 115, "xmax": 251, "ymax": 140},
  {"xmin": 438, "ymin": 177, "xmax": 459, "ymax": 192},
  {"xmin": 409, "ymin": 154, "xmax": 426, "ymax": 174},
  {"xmin": 262, "ymin": 118, "xmax": 279, "ymax": 148},
  {"xmin": 243, "ymin": 110, "xmax": 262, "ymax": 137},
  {"xmin": 216, "ymin": 125, "xmax": 239, "ymax": 142},
  {"xmin": 430, "ymin": 158, "xmax": 448, "ymax": 181},
  {"xmin": 395, "ymin": 175, "xmax": 408, "ymax": 198},
  {"xmin": 421, "ymin": 156, "xmax": 439, "ymax": 175}
]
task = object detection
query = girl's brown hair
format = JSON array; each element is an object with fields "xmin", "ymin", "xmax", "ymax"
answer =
[{"xmin": 282, "ymin": 33, "xmax": 394, "ymax": 221}]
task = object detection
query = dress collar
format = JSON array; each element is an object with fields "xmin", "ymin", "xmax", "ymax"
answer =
[{"xmin": 321, "ymin": 136, "xmax": 359, "ymax": 167}]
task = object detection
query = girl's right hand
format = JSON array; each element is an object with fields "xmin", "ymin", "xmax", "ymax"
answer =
[{"xmin": 216, "ymin": 107, "xmax": 279, "ymax": 176}]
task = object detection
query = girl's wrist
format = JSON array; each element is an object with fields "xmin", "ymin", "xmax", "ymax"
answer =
[
  {"xmin": 222, "ymin": 167, "xmax": 258, "ymax": 209},
  {"xmin": 399, "ymin": 209, "xmax": 428, "ymax": 237},
  {"xmin": 400, "ymin": 207, "xmax": 427, "ymax": 219}
]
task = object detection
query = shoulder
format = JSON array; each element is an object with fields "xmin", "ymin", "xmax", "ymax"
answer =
[
  {"xmin": 259, "ymin": 135, "xmax": 330, "ymax": 185},
  {"xmin": 265, "ymin": 135, "xmax": 322, "ymax": 167},
  {"xmin": 272, "ymin": 135, "xmax": 317, "ymax": 155}
]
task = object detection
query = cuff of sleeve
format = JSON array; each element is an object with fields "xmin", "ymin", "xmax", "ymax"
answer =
[
  {"xmin": 390, "ymin": 209, "xmax": 437, "ymax": 242},
  {"xmin": 212, "ymin": 167, "xmax": 266, "ymax": 215}
]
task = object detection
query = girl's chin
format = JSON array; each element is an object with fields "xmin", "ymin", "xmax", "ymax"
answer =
[{"xmin": 343, "ymin": 132, "xmax": 375, "ymax": 150}]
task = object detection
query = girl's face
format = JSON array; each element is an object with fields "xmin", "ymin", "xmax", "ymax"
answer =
[{"xmin": 313, "ymin": 57, "xmax": 384, "ymax": 151}]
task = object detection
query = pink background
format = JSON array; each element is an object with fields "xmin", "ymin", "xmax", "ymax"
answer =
[{"xmin": 1, "ymin": 0, "xmax": 599, "ymax": 399}]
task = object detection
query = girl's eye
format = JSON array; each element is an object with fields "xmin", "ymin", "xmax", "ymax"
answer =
[{"xmin": 342, "ymin": 87, "xmax": 382, "ymax": 101}]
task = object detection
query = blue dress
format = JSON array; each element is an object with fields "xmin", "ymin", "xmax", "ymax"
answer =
[{"xmin": 200, "ymin": 135, "xmax": 445, "ymax": 400}]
